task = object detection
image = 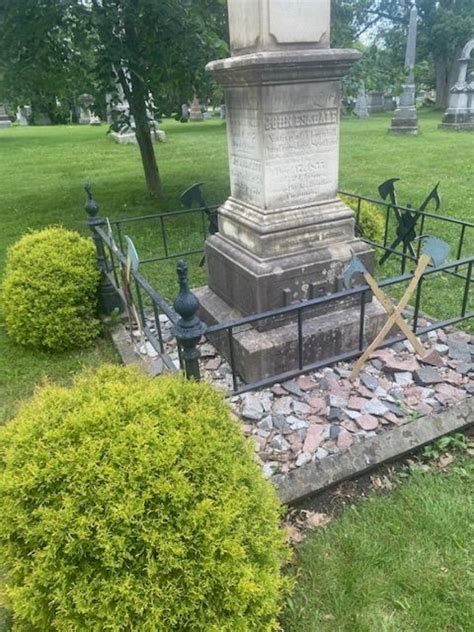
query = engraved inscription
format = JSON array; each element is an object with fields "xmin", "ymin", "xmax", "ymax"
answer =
[
  {"xmin": 230, "ymin": 155, "xmax": 264, "ymax": 204},
  {"xmin": 264, "ymin": 109, "xmax": 338, "ymax": 130},
  {"xmin": 263, "ymin": 107, "xmax": 339, "ymax": 206}
]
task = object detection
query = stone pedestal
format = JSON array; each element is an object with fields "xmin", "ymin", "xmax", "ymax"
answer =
[
  {"xmin": 367, "ymin": 91, "xmax": 385, "ymax": 113},
  {"xmin": 389, "ymin": 82, "xmax": 419, "ymax": 135},
  {"xmin": 190, "ymin": 96, "xmax": 204, "ymax": 122},
  {"xmin": 439, "ymin": 40, "xmax": 474, "ymax": 132},
  {"xmin": 0, "ymin": 105, "xmax": 12, "ymax": 129},
  {"xmin": 197, "ymin": 0, "xmax": 385, "ymax": 383}
]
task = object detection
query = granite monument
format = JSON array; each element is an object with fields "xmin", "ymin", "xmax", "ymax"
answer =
[
  {"xmin": 440, "ymin": 39, "xmax": 474, "ymax": 131},
  {"xmin": 196, "ymin": 0, "xmax": 385, "ymax": 382},
  {"xmin": 390, "ymin": 1, "xmax": 419, "ymax": 135}
]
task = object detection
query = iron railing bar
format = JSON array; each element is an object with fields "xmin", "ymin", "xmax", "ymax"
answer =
[
  {"xmin": 142, "ymin": 323, "xmax": 178, "ymax": 373},
  {"xmin": 227, "ymin": 329, "xmax": 238, "ymax": 392},
  {"xmin": 152, "ymin": 303, "xmax": 165, "ymax": 354},
  {"xmin": 461, "ymin": 261, "xmax": 473, "ymax": 318},
  {"xmin": 107, "ymin": 205, "xmax": 220, "ymax": 226},
  {"xmin": 297, "ymin": 309, "xmax": 304, "ymax": 370},
  {"xmin": 338, "ymin": 191, "xmax": 474, "ymax": 228},
  {"xmin": 358, "ymin": 291, "xmax": 366, "ymax": 351},
  {"xmin": 141, "ymin": 247, "xmax": 204, "ymax": 264},
  {"xmin": 456, "ymin": 224, "xmax": 467, "ymax": 273}
]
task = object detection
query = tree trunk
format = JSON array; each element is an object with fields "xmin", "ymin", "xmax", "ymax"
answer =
[
  {"xmin": 435, "ymin": 59, "xmax": 450, "ymax": 110},
  {"xmin": 435, "ymin": 49, "xmax": 462, "ymax": 111}
]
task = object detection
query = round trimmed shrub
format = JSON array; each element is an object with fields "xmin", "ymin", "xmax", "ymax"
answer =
[
  {"xmin": 340, "ymin": 195, "xmax": 385, "ymax": 244},
  {"xmin": 0, "ymin": 367, "xmax": 290, "ymax": 631},
  {"xmin": 1, "ymin": 227, "xmax": 101, "ymax": 351}
]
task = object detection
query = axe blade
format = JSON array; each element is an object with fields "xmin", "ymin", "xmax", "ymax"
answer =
[
  {"xmin": 125, "ymin": 235, "xmax": 140, "ymax": 273},
  {"xmin": 378, "ymin": 177, "xmax": 401, "ymax": 201},
  {"xmin": 419, "ymin": 182, "xmax": 441, "ymax": 213},
  {"xmin": 343, "ymin": 254, "xmax": 368, "ymax": 289},
  {"xmin": 180, "ymin": 182, "xmax": 206, "ymax": 208},
  {"xmin": 422, "ymin": 236, "xmax": 450, "ymax": 268}
]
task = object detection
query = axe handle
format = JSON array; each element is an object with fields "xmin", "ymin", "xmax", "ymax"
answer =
[
  {"xmin": 363, "ymin": 272, "xmax": 426, "ymax": 357},
  {"xmin": 350, "ymin": 254, "xmax": 431, "ymax": 380},
  {"xmin": 379, "ymin": 212, "xmax": 420, "ymax": 265}
]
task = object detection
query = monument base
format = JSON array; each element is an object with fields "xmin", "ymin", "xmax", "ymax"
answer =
[
  {"xmin": 389, "ymin": 83, "xmax": 418, "ymax": 135},
  {"xmin": 389, "ymin": 109, "xmax": 419, "ymax": 135},
  {"xmin": 196, "ymin": 286, "xmax": 387, "ymax": 384},
  {"xmin": 0, "ymin": 119, "xmax": 12, "ymax": 129},
  {"xmin": 439, "ymin": 112, "xmax": 474, "ymax": 131}
]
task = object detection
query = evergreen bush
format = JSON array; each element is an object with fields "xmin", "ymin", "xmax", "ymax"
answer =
[
  {"xmin": 0, "ymin": 367, "xmax": 290, "ymax": 631},
  {"xmin": 341, "ymin": 195, "xmax": 385, "ymax": 243},
  {"xmin": 1, "ymin": 227, "xmax": 101, "ymax": 351}
]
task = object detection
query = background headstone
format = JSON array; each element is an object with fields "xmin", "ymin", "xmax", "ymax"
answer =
[
  {"xmin": 0, "ymin": 104, "xmax": 12, "ymax": 129},
  {"xmin": 439, "ymin": 39, "xmax": 474, "ymax": 131},
  {"xmin": 389, "ymin": 2, "xmax": 419, "ymax": 135}
]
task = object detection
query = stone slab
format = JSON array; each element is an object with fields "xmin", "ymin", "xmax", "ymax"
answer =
[
  {"xmin": 277, "ymin": 397, "xmax": 474, "ymax": 505},
  {"xmin": 197, "ymin": 285, "xmax": 387, "ymax": 384}
]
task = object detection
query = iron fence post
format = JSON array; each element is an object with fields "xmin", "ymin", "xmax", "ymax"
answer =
[
  {"xmin": 84, "ymin": 184, "xmax": 123, "ymax": 316},
  {"xmin": 172, "ymin": 260, "xmax": 206, "ymax": 381}
]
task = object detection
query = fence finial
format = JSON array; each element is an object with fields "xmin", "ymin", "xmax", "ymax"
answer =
[
  {"xmin": 84, "ymin": 183, "xmax": 100, "ymax": 217},
  {"xmin": 84, "ymin": 185, "xmax": 122, "ymax": 316},
  {"xmin": 172, "ymin": 260, "xmax": 206, "ymax": 380}
]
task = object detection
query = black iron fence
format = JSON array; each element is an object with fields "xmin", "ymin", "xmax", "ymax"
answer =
[{"xmin": 87, "ymin": 187, "xmax": 473, "ymax": 395}]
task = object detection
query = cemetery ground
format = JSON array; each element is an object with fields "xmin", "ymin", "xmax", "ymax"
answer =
[{"xmin": 0, "ymin": 109, "xmax": 473, "ymax": 629}]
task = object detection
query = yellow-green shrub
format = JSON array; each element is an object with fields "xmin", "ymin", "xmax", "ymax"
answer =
[
  {"xmin": 341, "ymin": 195, "xmax": 385, "ymax": 243},
  {"xmin": 1, "ymin": 227, "xmax": 100, "ymax": 351},
  {"xmin": 0, "ymin": 367, "xmax": 290, "ymax": 631}
]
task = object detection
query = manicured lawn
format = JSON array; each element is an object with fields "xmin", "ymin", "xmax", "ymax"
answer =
[{"xmin": 282, "ymin": 457, "xmax": 474, "ymax": 631}]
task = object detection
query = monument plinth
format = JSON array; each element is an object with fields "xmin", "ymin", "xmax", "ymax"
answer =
[
  {"xmin": 439, "ymin": 40, "xmax": 474, "ymax": 132},
  {"xmin": 0, "ymin": 104, "xmax": 12, "ymax": 129},
  {"xmin": 197, "ymin": 0, "xmax": 385, "ymax": 382},
  {"xmin": 390, "ymin": 3, "xmax": 419, "ymax": 135}
]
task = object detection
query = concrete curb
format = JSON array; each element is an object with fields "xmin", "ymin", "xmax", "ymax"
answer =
[
  {"xmin": 110, "ymin": 325, "xmax": 163, "ymax": 377},
  {"xmin": 277, "ymin": 397, "xmax": 474, "ymax": 505}
]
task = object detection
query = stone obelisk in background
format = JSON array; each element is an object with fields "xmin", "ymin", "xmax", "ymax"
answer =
[
  {"xmin": 197, "ymin": 0, "xmax": 384, "ymax": 382},
  {"xmin": 390, "ymin": 1, "xmax": 419, "ymax": 135}
]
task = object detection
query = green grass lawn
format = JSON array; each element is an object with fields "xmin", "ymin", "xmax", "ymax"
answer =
[{"xmin": 282, "ymin": 457, "xmax": 474, "ymax": 631}]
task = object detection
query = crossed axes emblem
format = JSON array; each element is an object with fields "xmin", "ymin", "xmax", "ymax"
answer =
[
  {"xmin": 343, "ymin": 236, "xmax": 450, "ymax": 380},
  {"xmin": 378, "ymin": 178, "xmax": 441, "ymax": 265}
]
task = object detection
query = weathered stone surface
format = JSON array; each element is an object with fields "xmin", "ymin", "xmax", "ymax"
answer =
[
  {"xmin": 307, "ymin": 396, "xmax": 327, "ymax": 414},
  {"xmin": 384, "ymin": 356, "xmax": 420, "ymax": 373},
  {"xmin": 241, "ymin": 395, "xmax": 264, "ymax": 421},
  {"xmin": 448, "ymin": 339, "xmax": 471, "ymax": 362},
  {"xmin": 347, "ymin": 396, "xmax": 368, "ymax": 411},
  {"xmin": 303, "ymin": 425, "xmax": 325, "ymax": 453},
  {"xmin": 394, "ymin": 372, "xmax": 414, "ymax": 386},
  {"xmin": 270, "ymin": 435, "xmax": 291, "ymax": 452},
  {"xmin": 421, "ymin": 349, "xmax": 444, "ymax": 368},
  {"xmin": 361, "ymin": 399, "xmax": 389, "ymax": 416},
  {"xmin": 295, "ymin": 452, "xmax": 313, "ymax": 468},
  {"xmin": 283, "ymin": 380, "xmax": 303, "ymax": 397},
  {"xmin": 273, "ymin": 396, "xmax": 293, "ymax": 416},
  {"xmin": 272, "ymin": 414, "xmax": 291, "ymax": 433},
  {"xmin": 356, "ymin": 415, "xmax": 379, "ymax": 431},
  {"xmin": 360, "ymin": 372, "xmax": 379, "ymax": 392},
  {"xmin": 337, "ymin": 432, "xmax": 355, "ymax": 449},
  {"xmin": 287, "ymin": 416, "xmax": 309, "ymax": 431},
  {"xmin": 414, "ymin": 368, "xmax": 443, "ymax": 386},
  {"xmin": 277, "ymin": 397, "xmax": 474, "ymax": 504},
  {"xmin": 297, "ymin": 376, "xmax": 317, "ymax": 391}
]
